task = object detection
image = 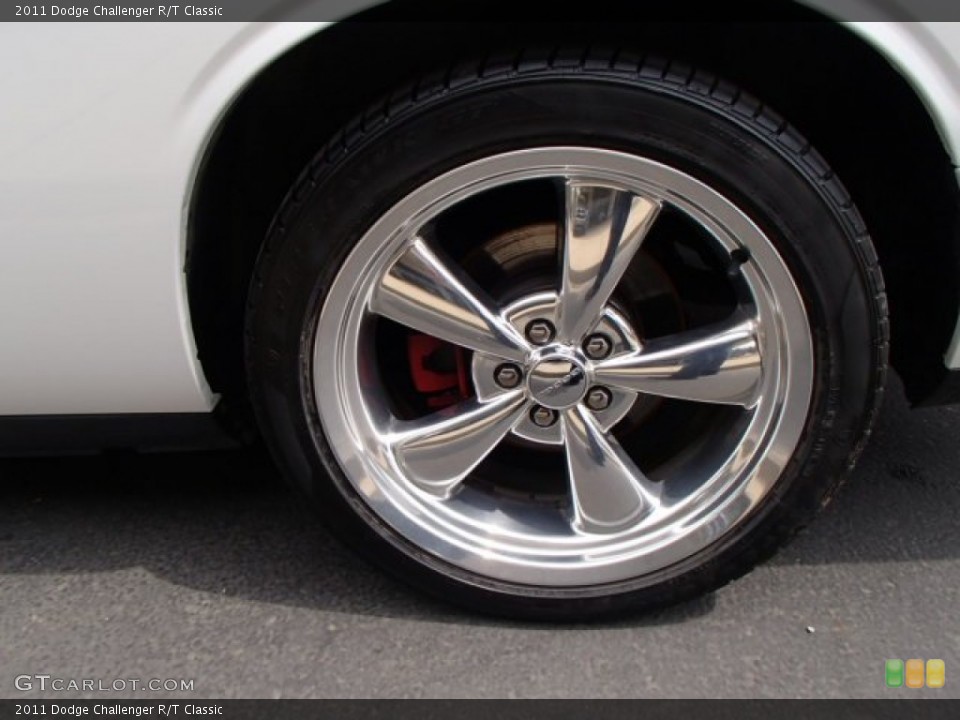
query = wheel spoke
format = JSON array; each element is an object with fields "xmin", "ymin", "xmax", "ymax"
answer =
[
  {"xmin": 556, "ymin": 182, "xmax": 660, "ymax": 343},
  {"xmin": 392, "ymin": 391, "xmax": 529, "ymax": 498},
  {"xmin": 593, "ymin": 317, "xmax": 762, "ymax": 407},
  {"xmin": 561, "ymin": 405, "xmax": 660, "ymax": 534},
  {"xmin": 370, "ymin": 237, "xmax": 530, "ymax": 361}
]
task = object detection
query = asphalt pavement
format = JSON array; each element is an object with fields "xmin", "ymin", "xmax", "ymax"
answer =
[{"xmin": 1, "ymin": 376, "xmax": 958, "ymax": 699}]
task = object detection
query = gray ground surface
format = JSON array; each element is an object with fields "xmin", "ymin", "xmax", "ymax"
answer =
[{"xmin": 1, "ymin": 376, "xmax": 957, "ymax": 699}]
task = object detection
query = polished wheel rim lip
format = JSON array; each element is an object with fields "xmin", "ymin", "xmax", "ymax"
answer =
[{"xmin": 313, "ymin": 147, "xmax": 813, "ymax": 588}]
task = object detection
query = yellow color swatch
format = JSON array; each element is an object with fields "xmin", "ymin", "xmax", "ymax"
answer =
[
  {"xmin": 926, "ymin": 659, "xmax": 946, "ymax": 689},
  {"xmin": 906, "ymin": 659, "xmax": 925, "ymax": 688}
]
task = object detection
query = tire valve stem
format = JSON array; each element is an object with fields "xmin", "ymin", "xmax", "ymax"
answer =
[{"xmin": 728, "ymin": 247, "xmax": 751, "ymax": 276}]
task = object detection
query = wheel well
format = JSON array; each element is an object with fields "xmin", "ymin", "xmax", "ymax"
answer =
[{"xmin": 187, "ymin": 9, "xmax": 960, "ymax": 426}]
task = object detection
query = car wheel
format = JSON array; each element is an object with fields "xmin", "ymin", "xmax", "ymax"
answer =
[{"xmin": 246, "ymin": 52, "xmax": 888, "ymax": 619}]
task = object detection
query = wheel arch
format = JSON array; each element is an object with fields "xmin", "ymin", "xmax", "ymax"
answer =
[{"xmin": 185, "ymin": 5, "xmax": 960, "ymax": 424}]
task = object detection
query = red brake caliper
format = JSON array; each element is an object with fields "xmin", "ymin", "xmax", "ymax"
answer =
[{"xmin": 406, "ymin": 333, "xmax": 473, "ymax": 409}]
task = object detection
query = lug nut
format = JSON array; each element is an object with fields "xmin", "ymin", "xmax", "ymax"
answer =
[
  {"xmin": 526, "ymin": 319, "xmax": 555, "ymax": 346},
  {"xmin": 494, "ymin": 364, "xmax": 523, "ymax": 389},
  {"xmin": 585, "ymin": 387, "xmax": 612, "ymax": 412},
  {"xmin": 530, "ymin": 405, "xmax": 558, "ymax": 428},
  {"xmin": 583, "ymin": 333, "xmax": 613, "ymax": 360}
]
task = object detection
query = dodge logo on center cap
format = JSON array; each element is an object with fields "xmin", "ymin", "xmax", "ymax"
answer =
[{"xmin": 528, "ymin": 357, "xmax": 588, "ymax": 409}]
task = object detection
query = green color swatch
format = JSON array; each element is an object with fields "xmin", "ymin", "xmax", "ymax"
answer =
[{"xmin": 886, "ymin": 659, "xmax": 905, "ymax": 688}]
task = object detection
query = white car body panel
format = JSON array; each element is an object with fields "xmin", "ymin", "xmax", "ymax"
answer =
[
  {"xmin": 0, "ymin": 22, "xmax": 327, "ymax": 414},
  {"xmin": 0, "ymin": 13, "xmax": 958, "ymax": 416}
]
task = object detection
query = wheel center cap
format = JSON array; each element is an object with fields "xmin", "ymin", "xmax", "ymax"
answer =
[{"xmin": 527, "ymin": 352, "xmax": 588, "ymax": 409}]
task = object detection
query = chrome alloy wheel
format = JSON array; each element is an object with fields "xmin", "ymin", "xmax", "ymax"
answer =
[{"xmin": 313, "ymin": 147, "xmax": 813, "ymax": 588}]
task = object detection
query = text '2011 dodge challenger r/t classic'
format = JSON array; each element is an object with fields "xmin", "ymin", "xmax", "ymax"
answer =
[{"xmin": 4, "ymin": 2, "xmax": 960, "ymax": 618}]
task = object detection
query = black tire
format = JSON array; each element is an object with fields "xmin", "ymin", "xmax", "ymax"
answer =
[{"xmin": 246, "ymin": 50, "xmax": 888, "ymax": 620}]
